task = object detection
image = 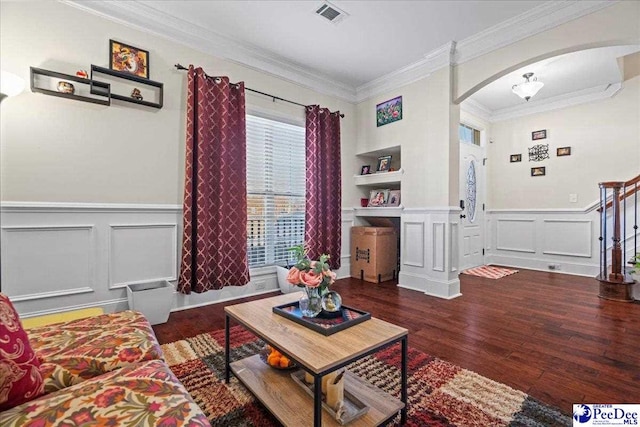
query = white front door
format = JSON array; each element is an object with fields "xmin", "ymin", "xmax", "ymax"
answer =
[{"xmin": 459, "ymin": 142, "xmax": 485, "ymax": 270}]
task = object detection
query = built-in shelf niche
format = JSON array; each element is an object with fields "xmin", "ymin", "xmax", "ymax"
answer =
[{"xmin": 355, "ymin": 145, "xmax": 402, "ymax": 215}]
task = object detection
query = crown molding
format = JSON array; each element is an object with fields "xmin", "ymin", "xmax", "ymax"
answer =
[
  {"xmin": 61, "ymin": 0, "xmax": 616, "ymax": 106},
  {"xmin": 460, "ymin": 98, "xmax": 492, "ymax": 122},
  {"xmin": 61, "ymin": 0, "xmax": 357, "ymax": 103},
  {"xmin": 354, "ymin": 41, "xmax": 456, "ymax": 103},
  {"xmin": 466, "ymin": 82, "xmax": 622, "ymax": 122},
  {"xmin": 454, "ymin": 1, "xmax": 617, "ymax": 65},
  {"xmin": 356, "ymin": 1, "xmax": 616, "ymax": 102}
]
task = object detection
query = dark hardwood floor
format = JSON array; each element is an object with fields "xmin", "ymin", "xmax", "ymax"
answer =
[{"xmin": 153, "ymin": 269, "xmax": 640, "ymax": 413}]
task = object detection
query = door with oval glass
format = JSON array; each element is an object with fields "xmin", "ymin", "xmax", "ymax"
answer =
[{"xmin": 459, "ymin": 140, "xmax": 485, "ymax": 270}]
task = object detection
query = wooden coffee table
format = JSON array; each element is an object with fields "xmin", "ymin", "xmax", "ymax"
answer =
[{"xmin": 224, "ymin": 293, "xmax": 408, "ymax": 427}]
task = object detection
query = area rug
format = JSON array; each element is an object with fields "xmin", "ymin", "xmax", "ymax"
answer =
[
  {"xmin": 161, "ymin": 326, "xmax": 570, "ymax": 427},
  {"xmin": 461, "ymin": 265, "xmax": 519, "ymax": 279}
]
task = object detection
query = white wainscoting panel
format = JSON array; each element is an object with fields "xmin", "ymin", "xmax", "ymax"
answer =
[
  {"xmin": 403, "ymin": 221, "xmax": 425, "ymax": 267},
  {"xmin": 450, "ymin": 221, "xmax": 459, "ymax": 273},
  {"xmin": 1, "ymin": 225, "xmax": 95, "ymax": 301},
  {"xmin": 496, "ymin": 219, "xmax": 536, "ymax": 253},
  {"xmin": 0, "ymin": 203, "xmax": 183, "ymax": 317},
  {"xmin": 486, "ymin": 207, "xmax": 605, "ymax": 277},
  {"xmin": 108, "ymin": 224, "xmax": 178, "ymax": 288},
  {"xmin": 542, "ymin": 219, "xmax": 592, "ymax": 258},
  {"xmin": 432, "ymin": 222, "xmax": 445, "ymax": 272}
]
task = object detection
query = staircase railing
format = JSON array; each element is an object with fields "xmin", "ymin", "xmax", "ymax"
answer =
[{"xmin": 597, "ymin": 174, "xmax": 639, "ymax": 301}]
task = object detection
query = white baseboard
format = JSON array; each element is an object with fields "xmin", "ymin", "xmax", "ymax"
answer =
[
  {"xmin": 486, "ymin": 253, "xmax": 599, "ymax": 277},
  {"xmin": 398, "ymin": 271, "xmax": 461, "ymax": 299},
  {"xmin": 19, "ymin": 298, "xmax": 129, "ymax": 319}
]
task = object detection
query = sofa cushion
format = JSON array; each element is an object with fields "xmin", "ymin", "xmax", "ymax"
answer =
[
  {"xmin": 0, "ymin": 359, "xmax": 211, "ymax": 426},
  {"xmin": 0, "ymin": 293, "xmax": 44, "ymax": 410},
  {"xmin": 27, "ymin": 310, "xmax": 163, "ymax": 393}
]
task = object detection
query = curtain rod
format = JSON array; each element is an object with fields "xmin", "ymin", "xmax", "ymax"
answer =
[{"xmin": 174, "ymin": 64, "xmax": 344, "ymax": 118}]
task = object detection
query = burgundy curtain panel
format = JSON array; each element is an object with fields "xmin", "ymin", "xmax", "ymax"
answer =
[
  {"xmin": 178, "ymin": 66, "xmax": 250, "ymax": 294},
  {"xmin": 305, "ymin": 105, "xmax": 342, "ymax": 269}
]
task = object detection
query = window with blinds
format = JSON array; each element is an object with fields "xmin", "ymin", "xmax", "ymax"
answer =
[
  {"xmin": 459, "ymin": 123, "xmax": 481, "ymax": 146},
  {"xmin": 246, "ymin": 115, "xmax": 306, "ymax": 268}
]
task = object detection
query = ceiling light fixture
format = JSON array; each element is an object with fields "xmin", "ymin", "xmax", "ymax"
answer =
[{"xmin": 512, "ymin": 72, "xmax": 543, "ymax": 102}]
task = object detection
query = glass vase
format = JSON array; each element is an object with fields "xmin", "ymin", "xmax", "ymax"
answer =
[{"xmin": 299, "ymin": 286, "xmax": 322, "ymax": 317}]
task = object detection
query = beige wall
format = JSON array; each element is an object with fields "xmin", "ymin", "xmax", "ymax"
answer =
[
  {"xmin": 0, "ymin": 1, "xmax": 357, "ymax": 206},
  {"xmin": 355, "ymin": 68, "xmax": 459, "ymax": 207},
  {"xmin": 487, "ymin": 75, "xmax": 640, "ymax": 210},
  {"xmin": 454, "ymin": 1, "xmax": 640, "ymax": 103}
]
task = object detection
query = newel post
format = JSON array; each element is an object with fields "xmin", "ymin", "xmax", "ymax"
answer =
[{"xmin": 597, "ymin": 181, "xmax": 635, "ymax": 302}]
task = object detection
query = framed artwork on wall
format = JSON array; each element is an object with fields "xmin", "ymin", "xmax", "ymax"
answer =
[
  {"xmin": 376, "ymin": 96, "xmax": 402, "ymax": 127},
  {"xmin": 532, "ymin": 129, "xmax": 547, "ymax": 140},
  {"xmin": 531, "ymin": 166, "xmax": 546, "ymax": 177},
  {"xmin": 557, "ymin": 147, "xmax": 571, "ymax": 156},
  {"xmin": 510, "ymin": 154, "xmax": 522, "ymax": 163},
  {"xmin": 110, "ymin": 39, "xmax": 149, "ymax": 79}
]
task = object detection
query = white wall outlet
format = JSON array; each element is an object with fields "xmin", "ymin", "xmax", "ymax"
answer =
[
  {"xmin": 569, "ymin": 193, "xmax": 578, "ymax": 203},
  {"xmin": 254, "ymin": 280, "xmax": 266, "ymax": 290}
]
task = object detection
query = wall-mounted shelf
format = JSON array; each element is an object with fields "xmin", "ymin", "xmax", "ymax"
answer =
[
  {"xmin": 354, "ymin": 206, "xmax": 404, "ymax": 217},
  {"xmin": 30, "ymin": 67, "xmax": 110, "ymax": 106},
  {"xmin": 354, "ymin": 168, "xmax": 404, "ymax": 186},
  {"xmin": 91, "ymin": 65, "xmax": 163, "ymax": 109}
]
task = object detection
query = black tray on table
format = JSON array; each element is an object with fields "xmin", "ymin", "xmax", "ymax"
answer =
[{"xmin": 272, "ymin": 302, "xmax": 371, "ymax": 336}]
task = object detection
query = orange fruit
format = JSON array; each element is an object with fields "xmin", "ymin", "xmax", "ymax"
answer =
[
  {"xmin": 279, "ymin": 356, "xmax": 290, "ymax": 368},
  {"xmin": 267, "ymin": 353, "xmax": 280, "ymax": 367}
]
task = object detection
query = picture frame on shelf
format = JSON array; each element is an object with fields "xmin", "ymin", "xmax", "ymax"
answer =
[
  {"xmin": 510, "ymin": 154, "xmax": 522, "ymax": 163},
  {"xmin": 531, "ymin": 166, "xmax": 546, "ymax": 177},
  {"xmin": 387, "ymin": 190, "xmax": 401, "ymax": 207},
  {"xmin": 360, "ymin": 165, "xmax": 371, "ymax": 175},
  {"xmin": 368, "ymin": 189, "xmax": 390, "ymax": 207},
  {"xmin": 532, "ymin": 129, "xmax": 547, "ymax": 140},
  {"xmin": 376, "ymin": 155, "xmax": 392, "ymax": 173},
  {"xmin": 557, "ymin": 147, "xmax": 571, "ymax": 156},
  {"xmin": 110, "ymin": 39, "xmax": 149, "ymax": 79}
]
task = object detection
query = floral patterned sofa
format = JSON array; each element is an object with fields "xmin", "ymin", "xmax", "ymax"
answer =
[{"xmin": 0, "ymin": 309, "xmax": 210, "ymax": 426}]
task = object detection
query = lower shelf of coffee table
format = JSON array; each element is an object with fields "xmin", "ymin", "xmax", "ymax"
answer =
[{"xmin": 230, "ymin": 354, "xmax": 404, "ymax": 427}]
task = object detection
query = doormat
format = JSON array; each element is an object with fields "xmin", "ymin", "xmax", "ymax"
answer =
[
  {"xmin": 161, "ymin": 326, "xmax": 570, "ymax": 426},
  {"xmin": 462, "ymin": 265, "xmax": 519, "ymax": 279}
]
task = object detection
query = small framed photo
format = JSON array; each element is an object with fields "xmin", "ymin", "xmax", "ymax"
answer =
[
  {"xmin": 376, "ymin": 155, "xmax": 392, "ymax": 173},
  {"xmin": 360, "ymin": 165, "xmax": 371, "ymax": 175},
  {"xmin": 510, "ymin": 154, "xmax": 522, "ymax": 163},
  {"xmin": 368, "ymin": 189, "xmax": 390, "ymax": 207},
  {"xmin": 531, "ymin": 166, "xmax": 546, "ymax": 177},
  {"xmin": 557, "ymin": 147, "xmax": 571, "ymax": 156},
  {"xmin": 532, "ymin": 129, "xmax": 547, "ymax": 140},
  {"xmin": 110, "ymin": 39, "xmax": 149, "ymax": 79},
  {"xmin": 387, "ymin": 190, "xmax": 401, "ymax": 207}
]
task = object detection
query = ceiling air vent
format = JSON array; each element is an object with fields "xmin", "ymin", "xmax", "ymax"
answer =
[{"xmin": 315, "ymin": 2, "xmax": 348, "ymax": 24}]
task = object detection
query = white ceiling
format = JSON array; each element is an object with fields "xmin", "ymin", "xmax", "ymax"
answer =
[
  {"xmin": 66, "ymin": 0, "xmax": 620, "ymax": 105},
  {"xmin": 468, "ymin": 45, "xmax": 640, "ymax": 112},
  {"xmin": 138, "ymin": 0, "xmax": 546, "ymax": 88}
]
